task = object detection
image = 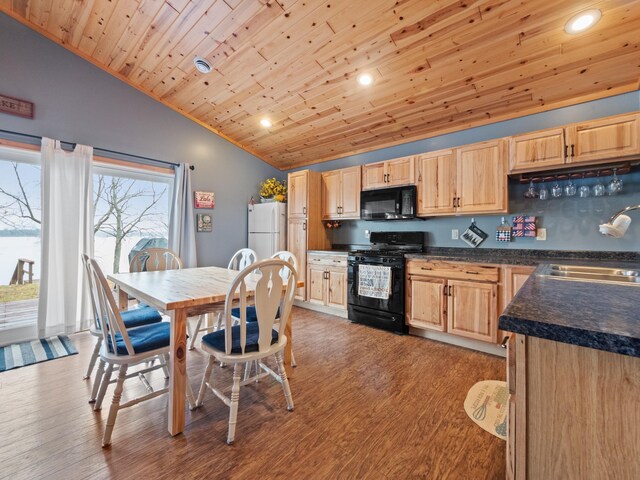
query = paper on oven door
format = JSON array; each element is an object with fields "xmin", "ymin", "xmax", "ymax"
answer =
[{"xmin": 358, "ymin": 264, "xmax": 392, "ymax": 299}]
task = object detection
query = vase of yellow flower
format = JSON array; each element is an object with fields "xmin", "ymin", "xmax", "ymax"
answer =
[{"xmin": 259, "ymin": 177, "xmax": 287, "ymax": 203}]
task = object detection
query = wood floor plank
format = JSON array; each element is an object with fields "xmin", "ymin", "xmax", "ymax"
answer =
[{"xmin": 0, "ymin": 307, "xmax": 505, "ymax": 479}]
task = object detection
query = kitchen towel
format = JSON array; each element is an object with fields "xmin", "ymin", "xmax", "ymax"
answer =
[{"xmin": 358, "ymin": 264, "xmax": 392, "ymax": 299}]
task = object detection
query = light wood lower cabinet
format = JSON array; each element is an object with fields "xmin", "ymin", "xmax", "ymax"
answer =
[
  {"xmin": 506, "ymin": 334, "xmax": 640, "ymax": 479},
  {"xmin": 307, "ymin": 253, "xmax": 347, "ymax": 310},
  {"xmin": 406, "ymin": 260, "xmax": 499, "ymax": 343}
]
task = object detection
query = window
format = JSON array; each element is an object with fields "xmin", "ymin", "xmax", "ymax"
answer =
[
  {"xmin": 93, "ymin": 162, "xmax": 173, "ymax": 276},
  {"xmin": 0, "ymin": 146, "xmax": 41, "ymax": 334}
]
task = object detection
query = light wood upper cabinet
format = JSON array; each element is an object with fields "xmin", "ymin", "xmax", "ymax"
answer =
[
  {"xmin": 456, "ymin": 139, "xmax": 508, "ymax": 214},
  {"xmin": 416, "ymin": 149, "xmax": 457, "ymax": 215},
  {"xmin": 567, "ymin": 113, "xmax": 640, "ymax": 164},
  {"xmin": 406, "ymin": 275, "xmax": 447, "ymax": 331},
  {"xmin": 447, "ymin": 279, "xmax": 498, "ymax": 343},
  {"xmin": 321, "ymin": 166, "xmax": 361, "ymax": 220},
  {"xmin": 509, "ymin": 128, "xmax": 566, "ymax": 173},
  {"xmin": 509, "ymin": 112, "xmax": 640, "ymax": 173},
  {"xmin": 362, "ymin": 156, "xmax": 415, "ymax": 190},
  {"xmin": 288, "ymin": 170, "xmax": 308, "ymax": 218}
]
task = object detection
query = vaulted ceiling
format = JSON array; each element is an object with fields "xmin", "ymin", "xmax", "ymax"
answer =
[{"xmin": 2, "ymin": 0, "xmax": 640, "ymax": 169}]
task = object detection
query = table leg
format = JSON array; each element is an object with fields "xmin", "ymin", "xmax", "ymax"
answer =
[
  {"xmin": 117, "ymin": 286, "xmax": 128, "ymax": 311},
  {"xmin": 284, "ymin": 310, "xmax": 293, "ymax": 376},
  {"xmin": 168, "ymin": 308, "xmax": 187, "ymax": 436}
]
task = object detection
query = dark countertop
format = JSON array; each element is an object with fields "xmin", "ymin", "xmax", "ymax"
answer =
[
  {"xmin": 405, "ymin": 247, "xmax": 640, "ymax": 266},
  {"xmin": 499, "ymin": 262, "xmax": 640, "ymax": 358}
]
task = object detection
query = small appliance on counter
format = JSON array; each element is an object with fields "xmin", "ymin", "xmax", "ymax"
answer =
[
  {"xmin": 347, "ymin": 231, "xmax": 425, "ymax": 334},
  {"xmin": 248, "ymin": 203, "xmax": 287, "ymax": 259}
]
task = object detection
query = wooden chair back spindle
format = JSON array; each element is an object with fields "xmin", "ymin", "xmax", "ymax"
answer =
[
  {"xmin": 227, "ymin": 248, "xmax": 257, "ymax": 271},
  {"xmin": 129, "ymin": 248, "xmax": 183, "ymax": 272}
]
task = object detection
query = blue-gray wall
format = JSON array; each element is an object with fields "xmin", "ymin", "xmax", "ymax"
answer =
[
  {"xmin": 292, "ymin": 92, "xmax": 640, "ymax": 252},
  {"xmin": 0, "ymin": 13, "xmax": 281, "ymax": 267}
]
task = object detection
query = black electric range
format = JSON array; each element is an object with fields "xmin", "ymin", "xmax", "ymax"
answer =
[{"xmin": 347, "ymin": 231, "xmax": 424, "ymax": 334}]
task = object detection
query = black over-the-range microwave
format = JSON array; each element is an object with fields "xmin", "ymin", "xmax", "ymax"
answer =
[{"xmin": 360, "ymin": 185, "xmax": 417, "ymax": 220}]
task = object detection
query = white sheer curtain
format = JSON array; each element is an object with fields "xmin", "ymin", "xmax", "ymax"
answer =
[
  {"xmin": 169, "ymin": 163, "xmax": 197, "ymax": 268},
  {"xmin": 37, "ymin": 138, "xmax": 94, "ymax": 338}
]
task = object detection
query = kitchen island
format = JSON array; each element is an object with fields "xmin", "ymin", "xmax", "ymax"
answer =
[{"xmin": 499, "ymin": 263, "xmax": 640, "ymax": 479}]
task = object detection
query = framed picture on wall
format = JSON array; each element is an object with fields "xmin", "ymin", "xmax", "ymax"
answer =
[
  {"xmin": 194, "ymin": 191, "xmax": 215, "ymax": 209},
  {"xmin": 197, "ymin": 213, "xmax": 212, "ymax": 232}
]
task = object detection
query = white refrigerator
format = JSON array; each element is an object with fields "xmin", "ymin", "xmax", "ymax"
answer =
[{"xmin": 248, "ymin": 203, "xmax": 287, "ymax": 260}]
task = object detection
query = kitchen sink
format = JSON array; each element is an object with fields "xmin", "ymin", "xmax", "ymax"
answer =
[{"xmin": 537, "ymin": 264, "xmax": 640, "ymax": 286}]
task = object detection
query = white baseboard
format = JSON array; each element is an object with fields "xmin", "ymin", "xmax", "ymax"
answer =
[
  {"xmin": 294, "ymin": 300, "xmax": 348, "ymax": 319},
  {"xmin": 409, "ymin": 327, "xmax": 506, "ymax": 357}
]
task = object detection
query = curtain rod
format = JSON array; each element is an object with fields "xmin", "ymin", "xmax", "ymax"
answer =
[{"xmin": 0, "ymin": 128, "xmax": 195, "ymax": 171}]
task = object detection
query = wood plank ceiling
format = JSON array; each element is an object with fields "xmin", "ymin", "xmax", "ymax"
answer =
[{"xmin": 2, "ymin": 0, "xmax": 640, "ymax": 170}]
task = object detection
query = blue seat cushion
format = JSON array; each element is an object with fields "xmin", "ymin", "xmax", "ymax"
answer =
[
  {"xmin": 108, "ymin": 322, "xmax": 170, "ymax": 355},
  {"xmin": 231, "ymin": 305, "xmax": 280, "ymax": 323},
  {"xmin": 121, "ymin": 306, "xmax": 163, "ymax": 328},
  {"xmin": 202, "ymin": 322, "xmax": 278, "ymax": 354}
]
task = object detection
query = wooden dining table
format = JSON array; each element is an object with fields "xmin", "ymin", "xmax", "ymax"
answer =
[{"xmin": 108, "ymin": 266, "xmax": 303, "ymax": 437}]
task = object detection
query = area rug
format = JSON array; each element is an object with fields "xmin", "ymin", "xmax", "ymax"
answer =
[
  {"xmin": 464, "ymin": 380, "xmax": 509, "ymax": 440},
  {"xmin": 0, "ymin": 335, "xmax": 78, "ymax": 372}
]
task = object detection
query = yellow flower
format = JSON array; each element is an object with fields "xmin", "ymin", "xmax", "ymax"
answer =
[{"xmin": 259, "ymin": 177, "xmax": 287, "ymax": 198}]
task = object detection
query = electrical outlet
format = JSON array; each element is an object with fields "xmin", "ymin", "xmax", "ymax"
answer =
[
  {"xmin": 451, "ymin": 229, "xmax": 459, "ymax": 240},
  {"xmin": 364, "ymin": 229, "xmax": 371, "ymax": 239},
  {"xmin": 536, "ymin": 228, "xmax": 547, "ymax": 241}
]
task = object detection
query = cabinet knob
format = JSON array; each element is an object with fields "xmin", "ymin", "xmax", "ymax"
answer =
[{"xmin": 500, "ymin": 336, "xmax": 510, "ymax": 348}]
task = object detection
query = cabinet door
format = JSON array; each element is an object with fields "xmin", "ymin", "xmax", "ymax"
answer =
[
  {"xmin": 406, "ymin": 276, "xmax": 447, "ymax": 331},
  {"xmin": 307, "ymin": 265, "xmax": 327, "ymax": 305},
  {"xmin": 288, "ymin": 171, "xmax": 308, "ymax": 218},
  {"xmin": 386, "ymin": 156, "xmax": 415, "ymax": 186},
  {"xmin": 509, "ymin": 128, "xmax": 566, "ymax": 173},
  {"xmin": 287, "ymin": 218, "xmax": 307, "ymax": 300},
  {"xmin": 416, "ymin": 149, "xmax": 456, "ymax": 216},
  {"xmin": 326, "ymin": 268, "xmax": 347, "ymax": 309},
  {"xmin": 566, "ymin": 113, "xmax": 640, "ymax": 164},
  {"xmin": 456, "ymin": 140, "xmax": 508, "ymax": 214},
  {"xmin": 362, "ymin": 161, "xmax": 387, "ymax": 190},
  {"xmin": 340, "ymin": 166, "xmax": 361, "ymax": 219},
  {"xmin": 447, "ymin": 280, "xmax": 497, "ymax": 343},
  {"xmin": 321, "ymin": 170, "xmax": 341, "ymax": 220}
]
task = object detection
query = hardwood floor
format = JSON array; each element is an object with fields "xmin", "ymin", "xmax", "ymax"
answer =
[{"xmin": 0, "ymin": 308, "xmax": 505, "ymax": 480}]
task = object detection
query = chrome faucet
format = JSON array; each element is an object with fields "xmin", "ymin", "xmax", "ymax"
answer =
[{"xmin": 600, "ymin": 205, "xmax": 640, "ymax": 237}]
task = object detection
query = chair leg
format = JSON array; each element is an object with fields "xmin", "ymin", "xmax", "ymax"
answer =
[
  {"xmin": 188, "ymin": 315, "xmax": 204, "ymax": 350},
  {"xmin": 243, "ymin": 361, "xmax": 252, "ymax": 381},
  {"xmin": 227, "ymin": 363, "xmax": 243, "ymax": 445},
  {"xmin": 290, "ymin": 350, "xmax": 297, "ymax": 368},
  {"xmin": 160, "ymin": 354, "xmax": 170, "ymax": 379},
  {"xmin": 89, "ymin": 359, "xmax": 105, "ymax": 403},
  {"xmin": 102, "ymin": 364, "xmax": 128, "ymax": 447},
  {"xmin": 186, "ymin": 374, "xmax": 196, "ymax": 411},
  {"xmin": 275, "ymin": 352, "xmax": 294, "ymax": 412},
  {"xmin": 84, "ymin": 338, "xmax": 101, "ymax": 380},
  {"xmin": 196, "ymin": 356, "xmax": 215, "ymax": 407},
  {"xmin": 94, "ymin": 363, "xmax": 114, "ymax": 411}
]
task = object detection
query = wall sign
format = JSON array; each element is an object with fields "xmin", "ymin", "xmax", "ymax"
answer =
[
  {"xmin": 0, "ymin": 94, "xmax": 34, "ymax": 119},
  {"xmin": 194, "ymin": 191, "xmax": 214, "ymax": 209},
  {"xmin": 197, "ymin": 213, "xmax": 213, "ymax": 232}
]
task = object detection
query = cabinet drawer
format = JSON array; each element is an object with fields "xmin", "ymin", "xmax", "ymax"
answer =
[
  {"xmin": 407, "ymin": 260, "xmax": 499, "ymax": 282},
  {"xmin": 308, "ymin": 253, "xmax": 347, "ymax": 268}
]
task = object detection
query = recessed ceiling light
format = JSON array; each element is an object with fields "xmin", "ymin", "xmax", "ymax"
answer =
[
  {"xmin": 564, "ymin": 9, "xmax": 601, "ymax": 34},
  {"xmin": 193, "ymin": 56, "xmax": 212, "ymax": 74},
  {"xmin": 260, "ymin": 118, "xmax": 272, "ymax": 128},
  {"xmin": 357, "ymin": 73, "xmax": 374, "ymax": 86}
]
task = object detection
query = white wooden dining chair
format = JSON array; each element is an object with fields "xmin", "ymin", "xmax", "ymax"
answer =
[
  {"xmin": 129, "ymin": 248, "xmax": 205, "ymax": 351},
  {"xmin": 196, "ymin": 258, "xmax": 296, "ymax": 445},
  {"xmin": 81, "ymin": 254, "xmax": 165, "ymax": 403},
  {"xmin": 88, "ymin": 258, "xmax": 196, "ymax": 447},
  {"xmin": 190, "ymin": 248, "xmax": 259, "ymax": 349}
]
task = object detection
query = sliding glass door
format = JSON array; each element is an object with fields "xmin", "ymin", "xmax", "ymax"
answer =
[
  {"xmin": 0, "ymin": 146, "xmax": 41, "ymax": 344},
  {"xmin": 93, "ymin": 162, "xmax": 173, "ymax": 276}
]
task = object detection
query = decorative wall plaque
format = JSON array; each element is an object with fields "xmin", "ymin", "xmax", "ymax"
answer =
[{"xmin": 0, "ymin": 94, "xmax": 34, "ymax": 119}]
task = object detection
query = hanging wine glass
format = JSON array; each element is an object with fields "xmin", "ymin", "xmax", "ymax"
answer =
[
  {"xmin": 551, "ymin": 176, "xmax": 563, "ymax": 198},
  {"xmin": 564, "ymin": 176, "xmax": 577, "ymax": 197},
  {"xmin": 539, "ymin": 181, "xmax": 549, "ymax": 200},
  {"xmin": 524, "ymin": 179, "xmax": 538, "ymax": 198},
  {"xmin": 607, "ymin": 168, "xmax": 623, "ymax": 195},
  {"xmin": 578, "ymin": 173, "xmax": 590, "ymax": 198},
  {"xmin": 593, "ymin": 172, "xmax": 605, "ymax": 197}
]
